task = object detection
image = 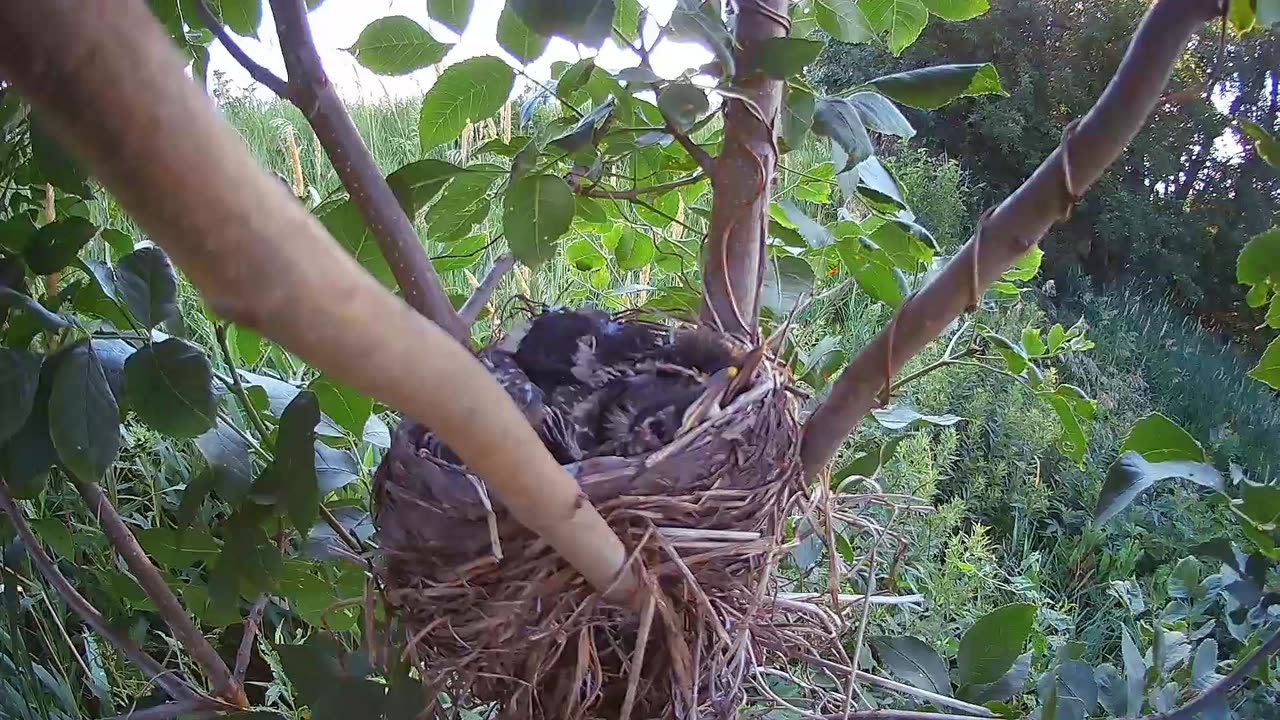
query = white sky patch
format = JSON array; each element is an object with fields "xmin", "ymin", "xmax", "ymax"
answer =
[{"xmin": 207, "ymin": 0, "xmax": 711, "ymax": 101}]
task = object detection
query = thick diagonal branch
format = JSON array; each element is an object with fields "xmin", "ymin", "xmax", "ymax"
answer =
[
  {"xmin": 799, "ymin": 0, "xmax": 1225, "ymax": 474},
  {"xmin": 75, "ymin": 477, "xmax": 246, "ymax": 706},
  {"xmin": 701, "ymin": 0, "xmax": 788, "ymax": 337},
  {"xmin": 0, "ymin": 481, "xmax": 197, "ymax": 703},
  {"xmin": 0, "ymin": 0, "xmax": 635, "ymax": 600},
  {"xmin": 200, "ymin": 0, "xmax": 467, "ymax": 344}
]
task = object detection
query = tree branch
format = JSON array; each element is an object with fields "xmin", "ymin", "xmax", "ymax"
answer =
[
  {"xmin": 233, "ymin": 594, "xmax": 270, "ymax": 683},
  {"xmin": 576, "ymin": 173, "xmax": 706, "ymax": 201},
  {"xmin": 74, "ymin": 477, "xmax": 246, "ymax": 707},
  {"xmin": 106, "ymin": 697, "xmax": 225, "ymax": 720},
  {"xmin": 191, "ymin": 1, "xmax": 288, "ymax": 98},
  {"xmin": 700, "ymin": 0, "xmax": 788, "ymax": 337},
  {"xmin": 203, "ymin": 0, "xmax": 467, "ymax": 344},
  {"xmin": 0, "ymin": 480, "xmax": 197, "ymax": 703},
  {"xmin": 460, "ymin": 254, "xmax": 513, "ymax": 326},
  {"xmin": 799, "ymin": 0, "xmax": 1226, "ymax": 475},
  {"xmin": 1147, "ymin": 626, "xmax": 1280, "ymax": 720},
  {"xmin": 0, "ymin": 0, "xmax": 636, "ymax": 601}
]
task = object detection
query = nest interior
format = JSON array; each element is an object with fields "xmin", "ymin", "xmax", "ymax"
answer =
[{"xmin": 372, "ymin": 308, "xmax": 807, "ymax": 718}]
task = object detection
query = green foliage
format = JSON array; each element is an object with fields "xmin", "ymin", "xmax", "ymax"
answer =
[
  {"xmin": 347, "ymin": 16, "xmax": 449, "ymax": 76},
  {"xmin": 419, "ymin": 57, "xmax": 514, "ymax": 152}
]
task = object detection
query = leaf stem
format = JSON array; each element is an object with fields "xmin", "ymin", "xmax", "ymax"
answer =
[{"xmin": 214, "ymin": 324, "xmax": 272, "ymax": 442}]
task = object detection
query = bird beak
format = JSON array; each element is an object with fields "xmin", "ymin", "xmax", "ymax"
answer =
[{"xmin": 679, "ymin": 366, "xmax": 736, "ymax": 434}]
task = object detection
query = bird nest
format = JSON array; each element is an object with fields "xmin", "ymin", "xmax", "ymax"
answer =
[{"xmin": 372, "ymin": 308, "xmax": 810, "ymax": 718}]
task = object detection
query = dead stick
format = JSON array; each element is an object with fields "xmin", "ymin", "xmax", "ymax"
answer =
[
  {"xmin": 0, "ymin": 481, "xmax": 197, "ymax": 702},
  {"xmin": 74, "ymin": 478, "xmax": 246, "ymax": 706},
  {"xmin": 233, "ymin": 594, "xmax": 270, "ymax": 682},
  {"xmin": 799, "ymin": 0, "xmax": 1226, "ymax": 474},
  {"xmin": 0, "ymin": 0, "xmax": 635, "ymax": 601}
]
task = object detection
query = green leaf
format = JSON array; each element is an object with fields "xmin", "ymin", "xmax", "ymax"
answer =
[
  {"xmin": 1042, "ymin": 390, "xmax": 1090, "ymax": 464},
  {"xmin": 347, "ymin": 16, "xmax": 448, "ymax": 76},
  {"xmin": 256, "ymin": 391, "xmax": 321, "ymax": 534},
  {"xmin": 124, "ymin": 339, "xmax": 216, "ymax": 439},
  {"xmin": 1237, "ymin": 228, "xmax": 1280, "ymax": 302},
  {"xmin": 432, "ymin": 233, "xmax": 489, "ymax": 272},
  {"xmin": 1021, "ymin": 327, "xmax": 1046, "ymax": 357},
  {"xmin": 1094, "ymin": 452, "xmax": 1225, "ymax": 526},
  {"xmin": 556, "ymin": 59, "xmax": 596, "ymax": 101},
  {"xmin": 922, "ymin": 0, "xmax": 988, "ymax": 21},
  {"xmin": 870, "ymin": 636, "xmax": 950, "ymax": 695},
  {"xmin": 426, "ymin": 168, "xmax": 497, "ymax": 242},
  {"xmin": 614, "ymin": 228, "xmax": 655, "ymax": 271},
  {"xmin": 427, "ymin": 0, "xmax": 473, "ymax": 34},
  {"xmin": 1240, "ymin": 481, "xmax": 1280, "ymax": 526},
  {"xmin": 761, "ymin": 255, "xmax": 815, "ymax": 315},
  {"xmin": 419, "ymin": 56, "xmax": 515, "ymax": 153},
  {"xmin": 871, "ymin": 404, "xmax": 961, "ymax": 430},
  {"xmin": 0, "ymin": 216, "xmax": 36, "ymax": 253},
  {"xmin": 1037, "ymin": 660, "xmax": 1097, "ymax": 720},
  {"xmin": 956, "ymin": 602, "xmax": 1037, "ymax": 685},
  {"xmin": 220, "ymin": 0, "xmax": 262, "ymax": 37},
  {"xmin": 1121, "ymin": 413, "xmax": 1206, "ymax": 463},
  {"xmin": 1094, "ymin": 664, "xmax": 1127, "ymax": 716},
  {"xmin": 194, "ymin": 419, "xmax": 254, "ymax": 503},
  {"xmin": 658, "ymin": 83, "xmax": 709, "ymax": 133},
  {"xmin": 1121, "ymin": 628, "xmax": 1147, "ymax": 714},
  {"xmin": 24, "ymin": 218, "xmax": 97, "ymax": 275},
  {"xmin": 832, "ymin": 436, "xmax": 901, "ymax": 486},
  {"xmin": 49, "ymin": 343, "xmax": 120, "ymax": 481},
  {"xmin": 0, "ymin": 350, "xmax": 42, "ymax": 445},
  {"xmin": 276, "ymin": 634, "xmax": 386, "ymax": 720},
  {"xmin": 965, "ymin": 652, "xmax": 1032, "ymax": 703},
  {"xmin": 1250, "ymin": 337, "xmax": 1280, "ymax": 390},
  {"xmin": 781, "ymin": 87, "xmax": 816, "ymax": 154},
  {"xmin": 868, "ymin": 63, "xmax": 1007, "ymax": 110},
  {"xmin": 1003, "ymin": 246, "xmax": 1043, "ymax": 283},
  {"xmin": 1189, "ymin": 639, "xmax": 1218, "ymax": 689},
  {"xmin": 503, "ymin": 175, "xmax": 575, "ymax": 268},
  {"xmin": 777, "ymin": 199, "xmax": 834, "ymax": 249},
  {"xmin": 497, "ymin": 5, "xmax": 549, "ymax": 65},
  {"xmin": 509, "ymin": 0, "xmax": 614, "ymax": 47},
  {"xmin": 116, "ymin": 246, "xmax": 179, "ymax": 329},
  {"xmin": 386, "ymin": 159, "xmax": 467, "ymax": 216},
  {"xmin": 861, "ymin": 0, "xmax": 928, "ymax": 54},
  {"xmin": 209, "ymin": 506, "xmax": 281, "ymax": 612},
  {"xmin": 314, "ymin": 443, "xmax": 360, "ymax": 495},
  {"xmin": 309, "ymin": 375, "xmax": 372, "ymax": 439},
  {"xmin": 814, "ymin": 98, "xmax": 873, "ymax": 172},
  {"xmin": 847, "ymin": 91, "xmax": 914, "ymax": 138},
  {"xmin": 137, "ymin": 527, "xmax": 220, "ymax": 568},
  {"xmin": 232, "ymin": 325, "xmax": 263, "ymax": 366},
  {"xmin": 815, "ymin": 0, "xmax": 874, "ymax": 42},
  {"xmin": 0, "ymin": 361, "xmax": 56, "ymax": 499},
  {"xmin": 1239, "ymin": 119, "xmax": 1280, "ymax": 167},
  {"xmin": 29, "ymin": 117, "xmax": 92, "ymax": 199},
  {"xmin": 669, "ymin": 0, "xmax": 735, "ymax": 77},
  {"xmin": 983, "ymin": 331, "xmax": 1029, "ymax": 374},
  {"xmin": 745, "ymin": 38, "xmax": 823, "ymax": 79},
  {"xmin": 837, "ymin": 235, "xmax": 908, "ymax": 307}
]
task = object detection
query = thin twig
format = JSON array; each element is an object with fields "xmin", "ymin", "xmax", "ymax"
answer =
[
  {"xmin": 460, "ymin": 254, "xmax": 514, "ymax": 326},
  {"xmin": 193, "ymin": 0, "xmax": 289, "ymax": 97},
  {"xmin": 73, "ymin": 477, "xmax": 245, "ymax": 706},
  {"xmin": 1146, "ymin": 626, "xmax": 1280, "ymax": 720},
  {"xmin": 106, "ymin": 697, "xmax": 227, "ymax": 720},
  {"xmin": 233, "ymin": 595, "xmax": 270, "ymax": 682},
  {"xmin": 576, "ymin": 172, "xmax": 706, "ymax": 201},
  {"xmin": 214, "ymin": 324, "xmax": 271, "ymax": 441},
  {"xmin": 0, "ymin": 482, "xmax": 197, "ymax": 702}
]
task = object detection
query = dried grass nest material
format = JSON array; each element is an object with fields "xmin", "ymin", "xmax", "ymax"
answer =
[{"xmin": 372, "ymin": 310, "xmax": 808, "ymax": 718}]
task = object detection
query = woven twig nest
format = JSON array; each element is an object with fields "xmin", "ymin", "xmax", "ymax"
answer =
[{"xmin": 372, "ymin": 310, "xmax": 805, "ymax": 718}]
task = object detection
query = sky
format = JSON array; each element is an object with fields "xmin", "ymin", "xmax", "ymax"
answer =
[{"xmin": 206, "ymin": 0, "xmax": 711, "ymax": 100}]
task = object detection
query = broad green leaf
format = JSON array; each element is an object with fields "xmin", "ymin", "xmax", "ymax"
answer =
[
  {"xmin": 861, "ymin": 0, "xmax": 928, "ymax": 54},
  {"xmin": 387, "ymin": 159, "xmax": 467, "ymax": 215},
  {"xmin": 815, "ymin": 0, "xmax": 874, "ymax": 42},
  {"xmin": 426, "ymin": 168, "xmax": 497, "ymax": 242},
  {"xmin": 1004, "ymin": 246, "xmax": 1044, "ymax": 282},
  {"xmin": 871, "ymin": 404, "xmax": 961, "ymax": 430},
  {"xmin": 1250, "ymin": 337, "xmax": 1280, "ymax": 390},
  {"xmin": 124, "ymin": 339, "xmax": 216, "ymax": 439},
  {"xmin": 956, "ymin": 603, "xmax": 1037, "ymax": 685},
  {"xmin": 308, "ymin": 376, "xmax": 371, "ymax": 439},
  {"xmin": 1095, "ymin": 452, "xmax": 1225, "ymax": 526},
  {"xmin": 256, "ymin": 391, "xmax": 321, "ymax": 534},
  {"xmin": 93, "ymin": 338, "xmax": 133, "ymax": 405},
  {"xmin": 427, "ymin": 0, "xmax": 473, "ymax": 34},
  {"xmin": 0, "ymin": 349, "xmax": 42, "ymax": 444},
  {"xmin": 777, "ymin": 199, "xmax": 834, "ymax": 249},
  {"xmin": 922, "ymin": 0, "xmax": 988, "ymax": 21},
  {"xmin": 137, "ymin": 527, "xmax": 220, "ymax": 568},
  {"xmin": 1237, "ymin": 227, "xmax": 1280, "ymax": 294},
  {"xmin": 276, "ymin": 634, "xmax": 387, "ymax": 720},
  {"xmin": 194, "ymin": 419, "xmax": 254, "ymax": 503},
  {"xmin": 614, "ymin": 0, "xmax": 645, "ymax": 43},
  {"xmin": 1037, "ymin": 660, "xmax": 1097, "ymax": 720},
  {"xmin": 0, "ymin": 363, "xmax": 56, "ymax": 499},
  {"xmin": 0, "ymin": 216, "xmax": 36, "ymax": 253},
  {"xmin": 669, "ymin": 0, "xmax": 735, "ymax": 77},
  {"xmin": 745, "ymin": 38, "xmax": 823, "ymax": 79},
  {"xmin": 658, "ymin": 83, "xmax": 709, "ymax": 133},
  {"xmin": 837, "ymin": 235, "xmax": 908, "ymax": 307},
  {"xmin": 847, "ymin": 91, "xmax": 914, "ymax": 138},
  {"xmin": 614, "ymin": 228, "xmax": 655, "ymax": 271},
  {"xmin": 781, "ymin": 86, "xmax": 816, "ymax": 153},
  {"xmin": 556, "ymin": 59, "xmax": 596, "ymax": 101},
  {"xmin": 868, "ymin": 63, "xmax": 1007, "ymax": 110},
  {"xmin": 24, "ymin": 218, "xmax": 97, "ymax": 275},
  {"xmin": 832, "ymin": 435, "xmax": 901, "ymax": 488},
  {"xmin": 984, "ymin": 331, "xmax": 1029, "ymax": 374},
  {"xmin": 49, "ymin": 343, "xmax": 120, "ymax": 481},
  {"xmin": 814, "ymin": 98, "xmax": 873, "ymax": 172},
  {"xmin": 497, "ymin": 5, "xmax": 548, "ymax": 65},
  {"xmin": 232, "ymin": 325, "xmax": 264, "ymax": 366},
  {"xmin": 347, "ymin": 16, "xmax": 447, "ymax": 76},
  {"xmin": 965, "ymin": 652, "xmax": 1032, "ymax": 703},
  {"xmin": 503, "ymin": 175, "xmax": 575, "ymax": 267},
  {"xmin": 116, "ymin": 246, "xmax": 179, "ymax": 329},
  {"xmin": 29, "ymin": 117, "xmax": 92, "ymax": 198},
  {"xmin": 320, "ymin": 202, "xmax": 393, "ymax": 287},
  {"xmin": 1121, "ymin": 413, "xmax": 1206, "ymax": 463},
  {"xmin": 1042, "ymin": 389, "xmax": 1090, "ymax": 464},
  {"xmin": 761, "ymin": 255, "xmax": 815, "ymax": 315},
  {"xmin": 1121, "ymin": 628, "xmax": 1147, "ymax": 714},
  {"xmin": 550, "ymin": 99, "xmax": 615, "ymax": 153},
  {"xmin": 100, "ymin": 228, "xmax": 135, "ymax": 258},
  {"xmin": 314, "ymin": 442, "xmax": 360, "ymax": 496},
  {"xmin": 1022, "ymin": 327, "xmax": 1046, "ymax": 357},
  {"xmin": 1239, "ymin": 119, "xmax": 1280, "ymax": 167},
  {"xmin": 419, "ymin": 56, "xmax": 515, "ymax": 153},
  {"xmin": 1229, "ymin": 0, "xmax": 1256, "ymax": 33},
  {"xmin": 1240, "ymin": 481, "xmax": 1280, "ymax": 526},
  {"xmin": 220, "ymin": 0, "xmax": 262, "ymax": 37},
  {"xmin": 509, "ymin": 0, "xmax": 614, "ymax": 47},
  {"xmin": 566, "ymin": 238, "xmax": 606, "ymax": 272},
  {"xmin": 433, "ymin": 233, "xmax": 489, "ymax": 272},
  {"xmin": 869, "ymin": 636, "xmax": 950, "ymax": 695},
  {"xmin": 1094, "ymin": 664, "xmax": 1127, "ymax": 716},
  {"xmin": 209, "ymin": 506, "xmax": 281, "ymax": 612},
  {"xmin": 1168, "ymin": 556, "xmax": 1202, "ymax": 600}
]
